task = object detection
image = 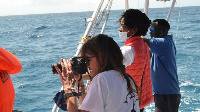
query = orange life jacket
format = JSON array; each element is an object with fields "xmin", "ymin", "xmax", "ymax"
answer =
[
  {"xmin": 0, "ymin": 47, "xmax": 22, "ymax": 74},
  {"xmin": 125, "ymin": 36, "xmax": 154, "ymax": 109},
  {"xmin": 0, "ymin": 71, "xmax": 15, "ymax": 112},
  {"xmin": 0, "ymin": 47, "xmax": 22, "ymax": 112}
]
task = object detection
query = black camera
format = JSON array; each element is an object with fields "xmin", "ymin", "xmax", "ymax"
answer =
[{"xmin": 51, "ymin": 57, "xmax": 87, "ymax": 74}]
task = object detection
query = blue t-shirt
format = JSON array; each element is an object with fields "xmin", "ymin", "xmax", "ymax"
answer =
[{"xmin": 150, "ymin": 35, "xmax": 180, "ymax": 94}]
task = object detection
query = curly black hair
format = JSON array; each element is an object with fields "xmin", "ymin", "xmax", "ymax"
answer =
[
  {"xmin": 119, "ymin": 9, "xmax": 151, "ymax": 36},
  {"xmin": 153, "ymin": 19, "xmax": 170, "ymax": 30}
]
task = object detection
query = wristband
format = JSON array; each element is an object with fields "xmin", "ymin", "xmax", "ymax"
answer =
[
  {"xmin": 64, "ymin": 92, "xmax": 85, "ymax": 99},
  {"xmin": 64, "ymin": 87, "xmax": 75, "ymax": 90}
]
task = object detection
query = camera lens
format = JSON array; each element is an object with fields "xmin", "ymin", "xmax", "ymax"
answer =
[{"xmin": 51, "ymin": 63, "xmax": 62, "ymax": 74}]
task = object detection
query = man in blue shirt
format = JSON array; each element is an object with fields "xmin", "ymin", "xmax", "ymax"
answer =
[{"xmin": 143, "ymin": 19, "xmax": 181, "ymax": 112}]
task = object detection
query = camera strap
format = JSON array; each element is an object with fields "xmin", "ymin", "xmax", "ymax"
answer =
[
  {"xmin": 87, "ymin": 71, "xmax": 92, "ymax": 81},
  {"xmin": 77, "ymin": 74, "xmax": 83, "ymax": 93}
]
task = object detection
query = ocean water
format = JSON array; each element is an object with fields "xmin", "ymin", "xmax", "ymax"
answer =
[{"xmin": 0, "ymin": 6, "xmax": 199, "ymax": 112}]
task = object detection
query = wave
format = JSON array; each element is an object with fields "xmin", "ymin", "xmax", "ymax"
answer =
[
  {"xmin": 35, "ymin": 25, "xmax": 48, "ymax": 31},
  {"xmin": 29, "ymin": 34, "xmax": 44, "ymax": 38}
]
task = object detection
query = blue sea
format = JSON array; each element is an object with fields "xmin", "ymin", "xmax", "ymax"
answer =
[{"xmin": 0, "ymin": 6, "xmax": 199, "ymax": 112}]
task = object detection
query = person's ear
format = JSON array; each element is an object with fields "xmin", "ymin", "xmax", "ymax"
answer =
[{"xmin": 130, "ymin": 28, "xmax": 138, "ymax": 36}]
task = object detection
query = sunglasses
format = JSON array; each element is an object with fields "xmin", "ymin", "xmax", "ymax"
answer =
[
  {"xmin": 150, "ymin": 27, "xmax": 164, "ymax": 32},
  {"xmin": 53, "ymin": 90, "xmax": 85, "ymax": 111},
  {"xmin": 150, "ymin": 28, "xmax": 156, "ymax": 32},
  {"xmin": 85, "ymin": 56, "xmax": 96, "ymax": 64}
]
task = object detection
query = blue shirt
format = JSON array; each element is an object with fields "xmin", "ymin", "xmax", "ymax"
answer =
[{"xmin": 150, "ymin": 35, "xmax": 180, "ymax": 94}]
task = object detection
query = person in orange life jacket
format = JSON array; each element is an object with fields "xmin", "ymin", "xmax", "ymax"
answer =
[
  {"xmin": 118, "ymin": 9, "xmax": 154, "ymax": 112},
  {"xmin": 142, "ymin": 19, "xmax": 181, "ymax": 112},
  {"xmin": 0, "ymin": 47, "xmax": 22, "ymax": 112}
]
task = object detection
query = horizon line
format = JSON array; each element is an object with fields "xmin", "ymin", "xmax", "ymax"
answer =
[{"xmin": 0, "ymin": 5, "xmax": 198, "ymax": 17}]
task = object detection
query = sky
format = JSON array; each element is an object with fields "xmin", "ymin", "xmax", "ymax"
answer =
[{"xmin": 0, "ymin": 0, "xmax": 199, "ymax": 16}]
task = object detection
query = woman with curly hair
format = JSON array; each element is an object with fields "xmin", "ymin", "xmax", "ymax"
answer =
[{"xmin": 119, "ymin": 9, "xmax": 154, "ymax": 112}]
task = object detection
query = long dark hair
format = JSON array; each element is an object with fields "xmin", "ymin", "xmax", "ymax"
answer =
[{"xmin": 81, "ymin": 34, "xmax": 137, "ymax": 95}]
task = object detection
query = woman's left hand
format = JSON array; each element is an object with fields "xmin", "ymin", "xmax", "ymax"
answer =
[{"xmin": 55, "ymin": 58, "xmax": 74, "ymax": 88}]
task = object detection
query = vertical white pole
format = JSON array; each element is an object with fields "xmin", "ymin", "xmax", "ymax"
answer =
[
  {"xmin": 167, "ymin": 0, "xmax": 176, "ymax": 21},
  {"xmin": 84, "ymin": 0, "xmax": 105, "ymax": 37},
  {"xmin": 144, "ymin": 0, "xmax": 149, "ymax": 16},
  {"xmin": 75, "ymin": 0, "xmax": 105, "ymax": 56},
  {"xmin": 52, "ymin": 106, "xmax": 59, "ymax": 112},
  {"xmin": 92, "ymin": 0, "xmax": 110, "ymax": 37},
  {"xmin": 101, "ymin": 0, "xmax": 113, "ymax": 34},
  {"xmin": 125, "ymin": 0, "xmax": 129, "ymax": 10}
]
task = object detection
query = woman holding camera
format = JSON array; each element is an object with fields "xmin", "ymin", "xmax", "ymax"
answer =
[{"xmin": 55, "ymin": 34, "xmax": 139, "ymax": 112}]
